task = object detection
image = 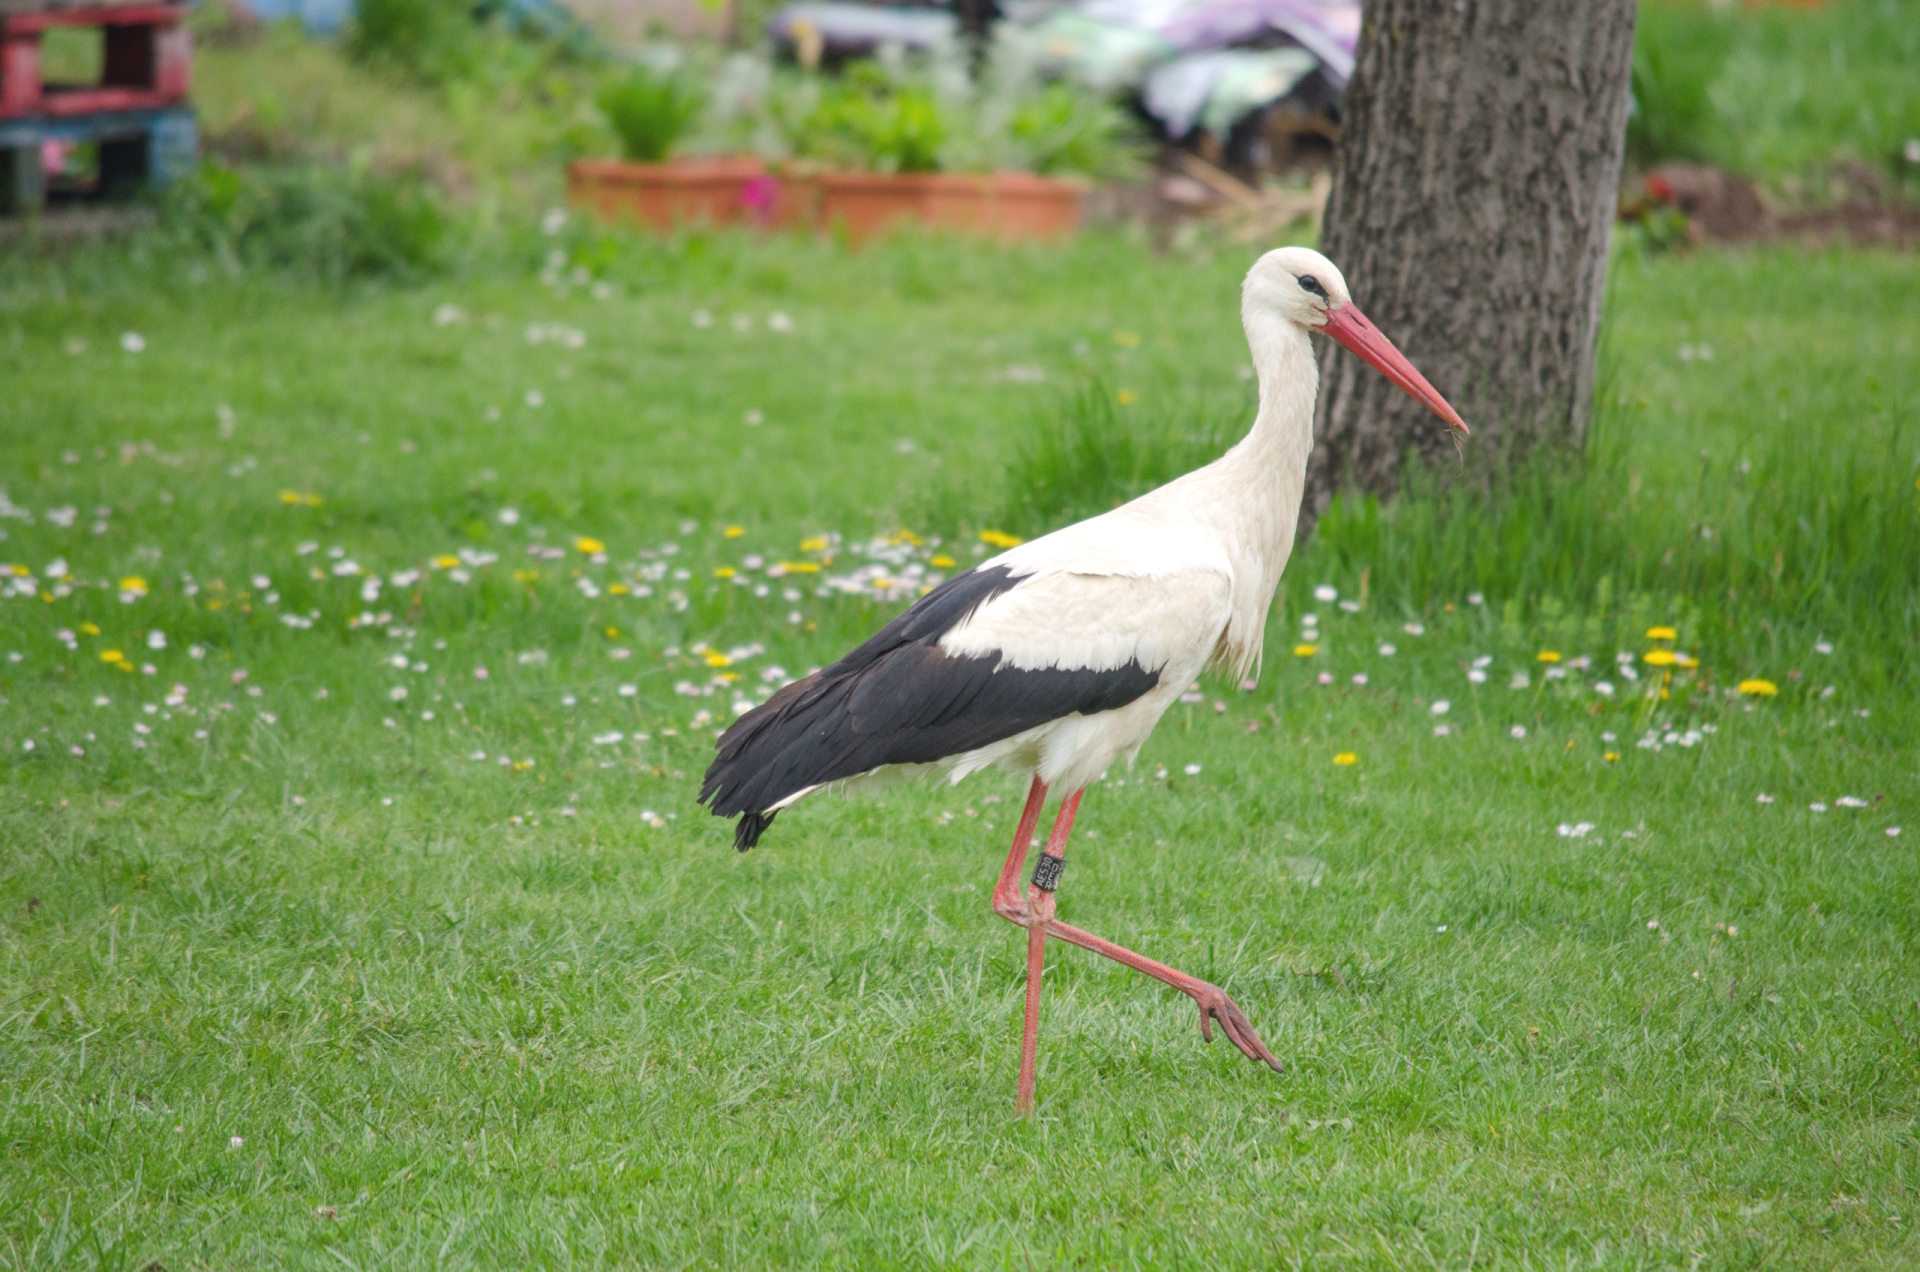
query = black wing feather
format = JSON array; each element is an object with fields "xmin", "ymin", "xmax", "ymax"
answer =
[{"xmin": 700, "ymin": 565, "xmax": 1159, "ymax": 849}]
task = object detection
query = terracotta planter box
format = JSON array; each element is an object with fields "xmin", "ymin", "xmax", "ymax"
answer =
[
  {"xmin": 568, "ymin": 159, "xmax": 1084, "ymax": 243},
  {"xmin": 567, "ymin": 156, "xmax": 815, "ymax": 231},
  {"xmin": 817, "ymin": 171, "xmax": 1083, "ymax": 243}
]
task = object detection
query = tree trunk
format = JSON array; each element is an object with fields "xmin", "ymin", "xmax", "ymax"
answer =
[{"xmin": 1305, "ymin": 0, "xmax": 1638, "ymax": 531}]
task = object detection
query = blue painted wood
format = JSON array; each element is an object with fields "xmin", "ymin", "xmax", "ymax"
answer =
[{"xmin": 0, "ymin": 105, "xmax": 192, "ymax": 211}]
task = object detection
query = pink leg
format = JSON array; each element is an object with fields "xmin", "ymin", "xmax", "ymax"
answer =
[
  {"xmin": 1015, "ymin": 790, "xmax": 1079, "ymax": 1113},
  {"xmin": 990, "ymin": 784, "xmax": 1281, "ymax": 1109},
  {"xmin": 990, "ymin": 777, "xmax": 1048, "ymax": 921}
]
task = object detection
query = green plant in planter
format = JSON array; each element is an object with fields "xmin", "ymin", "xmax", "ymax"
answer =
[
  {"xmin": 598, "ymin": 66, "xmax": 704, "ymax": 163},
  {"xmin": 804, "ymin": 65, "xmax": 948, "ymax": 173},
  {"xmin": 726, "ymin": 52, "xmax": 1143, "ymax": 178},
  {"xmin": 866, "ymin": 90, "xmax": 946, "ymax": 173},
  {"xmin": 1008, "ymin": 82, "xmax": 1142, "ymax": 179}
]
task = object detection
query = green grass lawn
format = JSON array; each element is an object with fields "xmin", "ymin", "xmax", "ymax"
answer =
[{"xmin": 1, "ymin": 231, "xmax": 1916, "ymax": 1268}]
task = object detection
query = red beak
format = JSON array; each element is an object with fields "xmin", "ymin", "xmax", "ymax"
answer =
[{"xmin": 1320, "ymin": 303, "xmax": 1469, "ymax": 436}]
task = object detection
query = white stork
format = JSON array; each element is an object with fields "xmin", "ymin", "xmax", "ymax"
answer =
[{"xmin": 701, "ymin": 246, "xmax": 1467, "ymax": 1111}]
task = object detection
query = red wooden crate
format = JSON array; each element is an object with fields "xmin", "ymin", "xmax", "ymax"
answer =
[{"xmin": 0, "ymin": 3, "xmax": 189, "ymax": 120}]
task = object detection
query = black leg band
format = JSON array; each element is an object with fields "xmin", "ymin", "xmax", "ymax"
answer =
[{"xmin": 1030, "ymin": 852, "xmax": 1065, "ymax": 893}]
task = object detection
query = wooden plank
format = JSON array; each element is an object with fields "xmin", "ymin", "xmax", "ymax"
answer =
[
  {"xmin": 152, "ymin": 15, "xmax": 185, "ymax": 95},
  {"xmin": 0, "ymin": 5, "xmax": 189, "ymax": 117},
  {"xmin": 0, "ymin": 32, "xmax": 40, "ymax": 114},
  {"xmin": 3, "ymin": 5, "xmax": 183, "ymax": 34},
  {"xmin": 28, "ymin": 85, "xmax": 176, "ymax": 114}
]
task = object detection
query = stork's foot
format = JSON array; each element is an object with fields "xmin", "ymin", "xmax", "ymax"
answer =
[
  {"xmin": 1187, "ymin": 979, "xmax": 1283, "ymax": 1071},
  {"xmin": 1043, "ymin": 917, "xmax": 1283, "ymax": 1074}
]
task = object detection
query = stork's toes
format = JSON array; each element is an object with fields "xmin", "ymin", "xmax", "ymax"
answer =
[{"xmin": 1192, "ymin": 984, "xmax": 1283, "ymax": 1071}]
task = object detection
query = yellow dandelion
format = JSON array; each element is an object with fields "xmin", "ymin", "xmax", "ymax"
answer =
[
  {"xmin": 1738, "ymin": 679, "xmax": 1778, "ymax": 696},
  {"xmin": 1333, "ymin": 752, "xmax": 1358, "ymax": 766},
  {"xmin": 1643, "ymin": 649, "xmax": 1677, "ymax": 666},
  {"xmin": 979, "ymin": 530, "xmax": 1024, "ymax": 548},
  {"xmin": 780, "ymin": 561, "xmax": 821, "ymax": 574},
  {"xmin": 119, "ymin": 576, "xmax": 147, "ymax": 595},
  {"xmin": 609, "ymin": 583, "xmax": 629, "ymax": 594},
  {"xmin": 799, "ymin": 536, "xmax": 829, "ymax": 553},
  {"xmin": 304, "ymin": 493, "xmax": 323, "ymax": 507},
  {"xmin": 930, "ymin": 554, "xmax": 955, "ymax": 568},
  {"xmin": 714, "ymin": 566, "xmax": 736, "ymax": 578},
  {"xmin": 575, "ymin": 537, "xmax": 605, "ymax": 554},
  {"xmin": 1537, "ymin": 650, "xmax": 1561, "ymax": 663},
  {"xmin": 100, "ymin": 649, "xmax": 126, "ymax": 663},
  {"xmin": 278, "ymin": 490, "xmax": 301, "ymax": 504},
  {"xmin": 704, "ymin": 650, "xmax": 732, "ymax": 668},
  {"xmin": 605, "ymin": 626, "xmax": 619, "ymax": 638},
  {"xmin": 513, "ymin": 569, "xmax": 539, "ymax": 583},
  {"xmin": 1116, "ymin": 390, "xmax": 1137, "ymax": 406},
  {"xmin": 1605, "ymin": 751, "xmax": 1620, "ymax": 762},
  {"xmin": 891, "ymin": 530, "xmax": 925, "ymax": 546},
  {"xmin": 78, "ymin": 622, "xmax": 100, "ymax": 635},
  {"xmin": 10, "ymin": 564, "xmax": 27, "ymax": 576},
  {"xmin": 1293, "ymin": 643, "xmax": 1318, "ymax": 657},
  {"xmin": 1646, "ymin": 625, "xmax": 1677, "ymax": 641},
  {"xmin": 431, "ymin": 555, "xmax": 459, "ymax": 569},
  {"xmin": 724, "ymin": 526, "xmax": 745, "ymax": 539},
  {"xmin": 1112, "ymin": 331, "xmax": 1141, "ymax": 348}
]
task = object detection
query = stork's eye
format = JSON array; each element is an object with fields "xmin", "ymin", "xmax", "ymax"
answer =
[{"xmin": 1297, "ymin": 275, "xmax": 1328, "ymax": 299}]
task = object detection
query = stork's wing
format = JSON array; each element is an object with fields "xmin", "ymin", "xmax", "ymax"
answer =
[
  {"xmin": 699, "ymin": 562, "xmax": 1231, "ymax": 848},
  {"xmin": 937, "ymin": 566, "xmax": 1232, "ymax": 676}
]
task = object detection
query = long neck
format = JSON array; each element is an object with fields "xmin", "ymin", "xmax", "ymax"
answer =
[
  {"xmin": 1175, "ymin": 313, "xmax": 1318, "ymax": 675},
  {"xmin": 1230, "ymin": 313, "xmax": 1319, "ymax": 491},
  {"xmin": 1209, "ymin": 313, "xmax": 1317, "ymax": 564}
]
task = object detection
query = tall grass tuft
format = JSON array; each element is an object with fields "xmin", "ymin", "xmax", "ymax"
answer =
[
  {"xmin": 165, "ymin": 160, "xmax": 454, "ymax": 282},
  {"xmin": 1307, "ymin": 405, "xmax": 1919, "ymax": 645},
  {"xmin": 1627, "ymin": 0, "xmax": 1920, "ymax": 192},
  {"xmin": 1626, "ymin": 2, "xmax": 1734, "ymax": 167},
  {"xmin": 986, "ymin": 377, "xmax": 1250, "ymax": 533}
]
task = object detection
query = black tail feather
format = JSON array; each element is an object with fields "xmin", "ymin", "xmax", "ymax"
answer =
[
  {"xmin": 699, "ymin": 563, "xmax": 1159, "ymax": 852},
  {"xmin": 734, "ymin": 811, "xmax": 776, "ymax": 852}
]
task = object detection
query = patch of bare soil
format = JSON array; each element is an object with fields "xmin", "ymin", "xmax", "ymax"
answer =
[{"xmin": 1626, "ymin": 162, "xmax": 1920, "ymax": 250}]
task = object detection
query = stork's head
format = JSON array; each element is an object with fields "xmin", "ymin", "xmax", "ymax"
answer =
[{"xmin": 1244, "ymin": 246, "xmax": 1469, "ymax": 436}]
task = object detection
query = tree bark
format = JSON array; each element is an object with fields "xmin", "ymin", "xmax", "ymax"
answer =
[{"xmin": 1305, "ymin": 0, "xmax": 1638, "ymax": 531}]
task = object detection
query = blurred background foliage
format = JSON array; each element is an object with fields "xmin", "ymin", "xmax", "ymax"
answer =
[
  {"xmin": 172, "ymin": 158, "xmax": 454, "ymax": 280},
  {"xmin": 1629, "ymin": 0, "xmax": 1920, "ymax": 197},
  {"xmin": 164, "ymin": 0, "xmax": 1920, "ymax": 288}
]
